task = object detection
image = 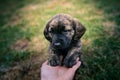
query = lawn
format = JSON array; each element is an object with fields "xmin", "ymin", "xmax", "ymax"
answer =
[{"xmin": 0, "ymin": 0, "xmax": 120, "ymax": 80}]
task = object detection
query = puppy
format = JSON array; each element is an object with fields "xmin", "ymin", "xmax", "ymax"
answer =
[{"xmin": 44, "ymin": 14, "xmax": 86, "ymax": 68}]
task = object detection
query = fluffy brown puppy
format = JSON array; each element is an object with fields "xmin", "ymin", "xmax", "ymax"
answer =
[{"xmin": 44, "ymin": 14, "xmax": 86, "ymax": 68}]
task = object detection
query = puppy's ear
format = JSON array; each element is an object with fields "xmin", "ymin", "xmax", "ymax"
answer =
[
  {"xmin": 73, "ymin": 19, "xmax": 86, "ymax": 41},
  {"xmin": 44, "ymin": 21, "xmax": 52, "ymax": 42}
]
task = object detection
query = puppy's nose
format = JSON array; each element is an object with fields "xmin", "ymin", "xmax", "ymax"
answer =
[{"xmin": 54, "ymin": 42, "xmax": 61, "ymax": 46}]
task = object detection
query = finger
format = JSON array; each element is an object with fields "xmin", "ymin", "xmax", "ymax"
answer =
[
  {"xmin": 76, "ymin": 57, "xmax": 80, "ymax": 62},
  {"xmin": 72, "ymin": 61, "xmax": 81, "ymax": 71},
  {"xmin": 42, "ymin": 60, "xmax": 49, "ymax": 66}
]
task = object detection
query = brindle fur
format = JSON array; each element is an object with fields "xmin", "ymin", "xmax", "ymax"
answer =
[{"xmin": 44, "ymin": 14, "xmax": 86, "ymax": 68}]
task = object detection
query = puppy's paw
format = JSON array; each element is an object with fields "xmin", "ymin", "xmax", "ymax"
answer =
[
  {"xmin": 49, "ymin": 55, "xmax": 60, "ymax": 66},
  {"xmin": 64, "ymin": 52, "xmax": 79, "ymax": 68},
  {"xmin": 64, "ymin": 57, "xmax": 77, "ymax": 68}
]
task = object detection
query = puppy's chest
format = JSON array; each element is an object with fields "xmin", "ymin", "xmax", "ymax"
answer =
[
  {"xmin": 56, "ymin": 49, "xmax": 69, "ymax": 56},
  {"xmin": 57, "ymin": 50, "xmax": 68, "ymax": 65}
]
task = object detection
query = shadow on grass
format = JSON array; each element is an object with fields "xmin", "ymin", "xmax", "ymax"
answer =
[{"xmin": 77, "ymin": 0, "xmax": 120, "ymax": 80}]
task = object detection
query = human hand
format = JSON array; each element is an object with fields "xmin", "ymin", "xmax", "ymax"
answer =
[{"xmin": 41, "ymin": 60, "xmax": 81, "ymax": 80}]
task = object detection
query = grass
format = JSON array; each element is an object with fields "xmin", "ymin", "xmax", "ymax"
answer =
[{"xmin": 0, "ymin": 0, "xmax": 120, "ymax": 80}]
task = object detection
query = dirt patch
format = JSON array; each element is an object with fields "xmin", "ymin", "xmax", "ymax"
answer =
[
  {"xmin": 0, "ymin": 52, "xmax": 49, "ymax": 80},
  {"xmin": 11, "ymin": 39, "xmax": 29, "ymax": 51}
]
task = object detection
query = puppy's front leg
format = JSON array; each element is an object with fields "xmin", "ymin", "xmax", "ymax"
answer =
[
  {"xmin": 49, "ymin": 49, "xmax": 60, "ymax": 66},
  {"xmin": 64, "ymin": 48, "xmax": 81, "ymax": 68}
]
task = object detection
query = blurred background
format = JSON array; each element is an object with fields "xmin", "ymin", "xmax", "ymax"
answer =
[{"xmin": 0, "ymin": 0, "xmax": 120, "ymax": 80}]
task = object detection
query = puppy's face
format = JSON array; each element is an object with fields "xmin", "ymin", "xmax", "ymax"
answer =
[
  {"xmin": 48, "ymin": 17, "xmax": 74, "ymax": 49},
  {"xmin": 44, "ymin": 14, "xmax": 86, "ymax": 49}
]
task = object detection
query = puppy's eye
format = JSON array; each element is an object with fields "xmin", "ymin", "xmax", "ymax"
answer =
[
  {"xmin": 63, "ymin": 29, "xmax": 72, "ymax": 32},
  {"xmin": 49, "ymin": 28, "xmax": 54, "ymax": 33},
  {"xmin": 49, "ymin": 30, "xmax": 52, "ymax": 33}
]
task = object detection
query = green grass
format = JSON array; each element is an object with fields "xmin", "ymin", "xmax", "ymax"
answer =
[{"xmin": 0, "ymin": 0, "xmax": 120, "ymax": 80}]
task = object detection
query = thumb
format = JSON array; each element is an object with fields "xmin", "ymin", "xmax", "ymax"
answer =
[
  {"xmin": 65, "ymin": 61, "xmax": 81, "ymax": 80},
  {"xmin": 72, "ymin": 61, "xmax": 81, "ymax": 71}
]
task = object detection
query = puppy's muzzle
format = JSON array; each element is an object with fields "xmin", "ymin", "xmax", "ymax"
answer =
[
  {"xmin": 54, "ymin": 42, "xmax": 61, "ymax": 46},
  {"xmin": 52, "ymin": 34, "xmax": 71, "ymax": 49},
  {"xmin": 53, "ymin": 38, "xmax": 64, "ymax": 49}
]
